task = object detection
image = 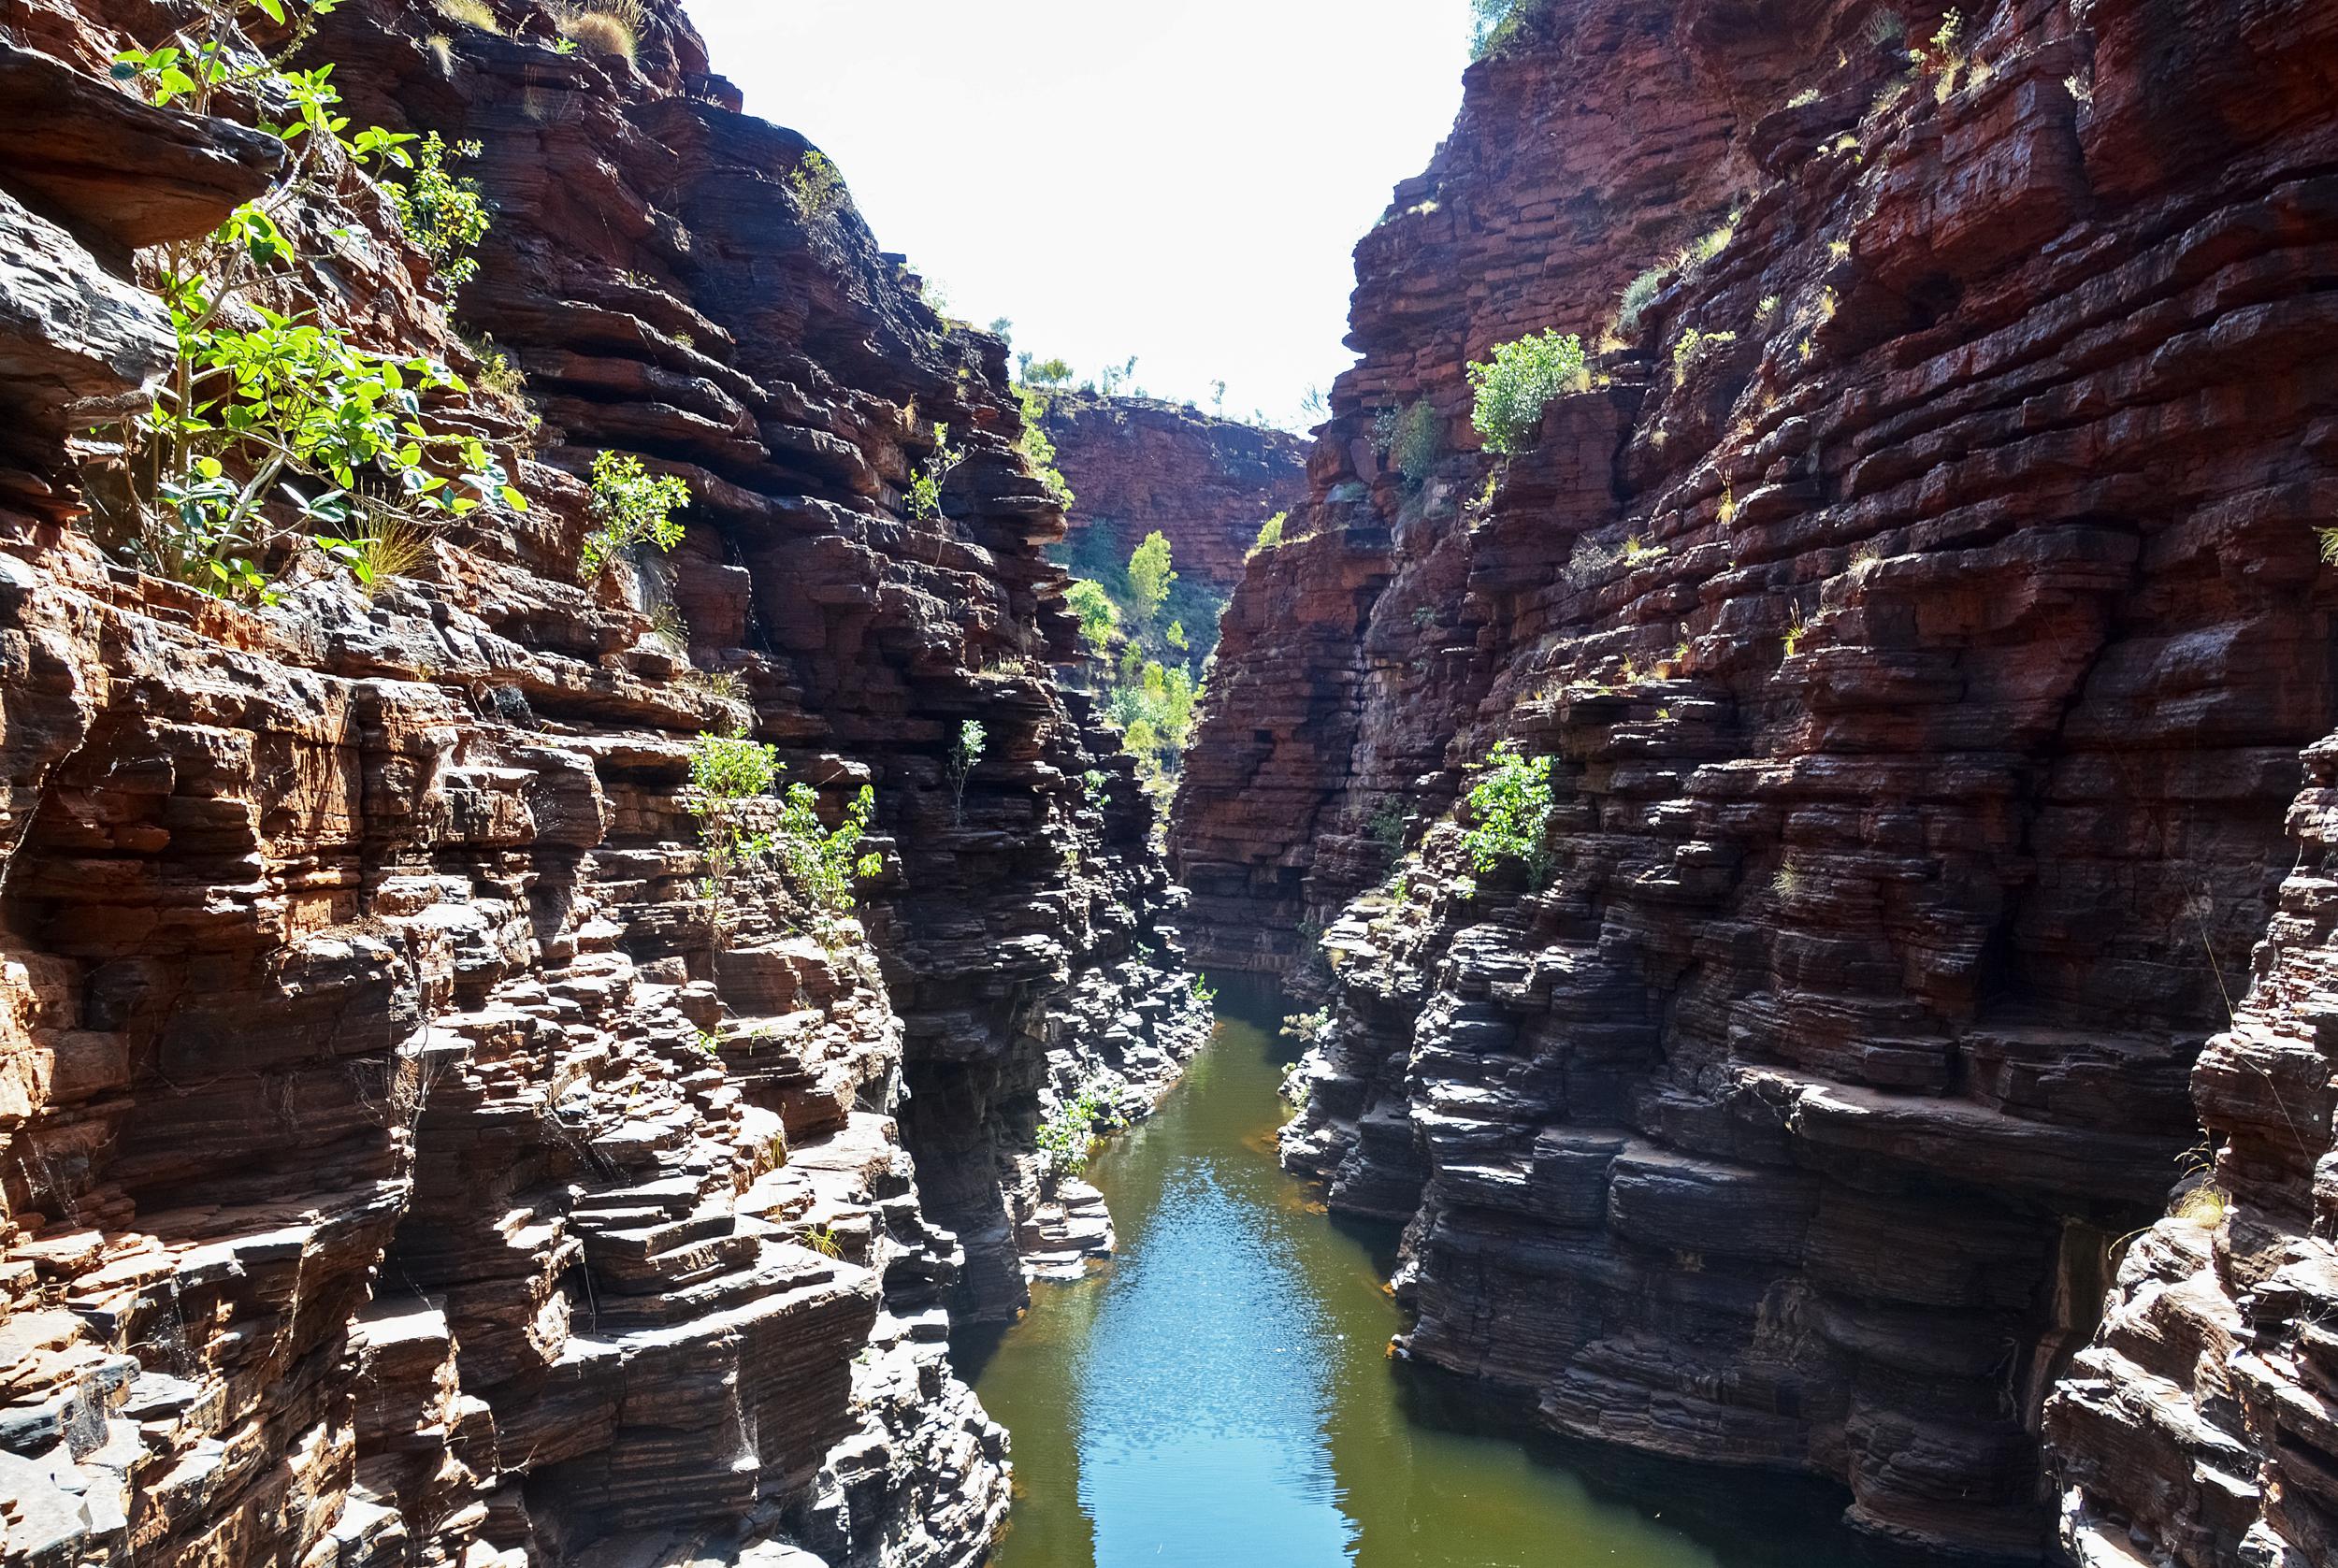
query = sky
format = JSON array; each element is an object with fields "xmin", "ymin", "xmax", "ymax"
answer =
[{"xmin": 687, "ymin": 0, "xmax": 1479, "ymax": 429}]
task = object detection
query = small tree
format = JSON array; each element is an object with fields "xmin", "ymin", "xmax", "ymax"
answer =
[
  {"xmin": 387, "ymin": 132, "xmax": 491, "ymax": 286},
  {"xmin": 1466, "ymin": 330, "xmax": 1588, "ymax": 453},
  {"xmin": 950, "ymin": 720, "xmax": 987, "ymax": 824},
  {"xmin": 688, "ymin": 731, "xmax": 780, "ymax": 943},
  {"xmin": 1066, "ymin": 579, "xmax": 1119, "ymax": 659},
  {"xmin": 1127, "ymin": 531, "xmax": 1176, "ymax": 625},
  {"xmin": 583, "ymin": 451, "xmax": 689, "ymax": 573},
  {"xmin": 1461, "ymin": 740, "xmax": 1556, "ymax": 882}
]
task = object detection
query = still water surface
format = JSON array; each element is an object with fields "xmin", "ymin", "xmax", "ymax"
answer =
[{"xmin": 957, "ymin": 976, "xmax": 1840, "ymax": 1568}]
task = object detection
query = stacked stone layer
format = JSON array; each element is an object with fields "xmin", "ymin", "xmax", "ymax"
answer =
[
  {"xmin": 1172, "ymin": 0, "xmax": 2338, "ymax": 1560},
  {"xmin": 1037, "ymin": 394, "xmax": 1306, "ymax": 595},
  {"xmin": 0, "ymin": 3, "xmax": 1204, "ymax": 1567}
]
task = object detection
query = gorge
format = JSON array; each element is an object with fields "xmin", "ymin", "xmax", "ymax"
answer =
[{"xmin": 0, "ymin": 1, "xmax": 2332, "ymax": 1567}]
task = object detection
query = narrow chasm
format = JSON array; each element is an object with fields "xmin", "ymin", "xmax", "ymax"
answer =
[{"xmin": 3, "ymin": 1, "xmax": 2336, "ymax": 1567}]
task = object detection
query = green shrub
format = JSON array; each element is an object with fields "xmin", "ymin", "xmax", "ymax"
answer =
[
  {"xmin": 772, "ymin": 779, "xmax": 878, "ymax": 915},
  {"xmin": 908, "ymin": 424, "xmax": 960, "ymax": 521},
  {"xmin": 582, "ymin": 451, "xmax": 689, "ymax": 573},
  {"xmin": 1388, "ymin": 398, "xmax": 1441, "ymax": 484},
  {"xmin": 687, "ymin": 729, "xmax": 876, "ymax": 942},
  {"xmin": 950, "ymin": 719, "xmax": 986, "ymax": 824},
  {"xmin": 387, "ymin": 132, "xmax": 491, "ymax": 286},
  {"xmin": 1367, "ymin": 796, "xmax": 1407, "ymax": 854},
  {"xmin": 1128, "ymin": 530, "xmax": 1176, "ymax": 623},
  {"xmin": 1469, "ymin": 0, "xmax": 1542, "ymax": 59},
  {"xmin": 102, "ymin": 19, "xmax": 525, "ymax": 601},
  {"xmin": 1250, "ymin": 511, "xmax": 1287, "ymax": 554},
  {"xmin": 1036, "ymin": 1085, "xmax": 1125, "ymax": 1181},
  {"xmin": 1066, "ymin": 578, "xmax": 1118, "ymax": 658},
  {"xmin": 1016, "ymin": 385, "xmax": 1075, "ymax": 506},
  {"xmin": 1281, "ymin": 1008, "xmax": 1334, "ymax": 1047},
  {"xmin": 1466, "ymin": 330, "xmax": 1587, "ymax": 453},
  {"xmin": 788, "ymin": 150, "xmax": 845, "ymax": 220},
  {"xmin": 1461, "ymin": 740, "xmax": 1555, "ymax": 880},
  {"xmin": 1672, "ymin": 327, "xmax": 1739, "ymax": 386}
]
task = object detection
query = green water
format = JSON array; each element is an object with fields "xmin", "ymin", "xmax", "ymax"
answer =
[{"xmin": 957, "ymin": 976, "xmax": 1834, "ymax": 1568}]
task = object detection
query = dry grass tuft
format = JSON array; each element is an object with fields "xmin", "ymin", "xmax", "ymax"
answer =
[
  {"xmin": 555, "ymin": 8, "xmax": 637, "ymax": 65},
  {"xmin": 432, "ymin": 0, "xmax": 501, "ymax": 32}
]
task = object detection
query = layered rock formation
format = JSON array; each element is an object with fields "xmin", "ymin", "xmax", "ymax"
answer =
[
  {"xmin": 1172, "ymin": 0, "xmax": 2338, "ymax": 1561},
  {"xmin": 0, "ymin": 3, "xmax": 1201, "ymax": 1566},
  {"xmin": 1039, "ymin": 394, "xmax": 1306, "ymax": 597}
]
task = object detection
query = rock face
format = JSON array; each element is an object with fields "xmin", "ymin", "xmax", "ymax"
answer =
[
  {"xmin": 1039, "ymin": 393, "xmax": 1306, "ymax": 596},
  {"xmin": 0, "ymin": 3, "xmax": 1203, "ymax": 1567},
  {"xmin": 1171, "ymin": 0, "xmax": 2338, "ymax": 1561}
]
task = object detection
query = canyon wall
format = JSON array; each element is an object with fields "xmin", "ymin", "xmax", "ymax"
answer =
[
  {"xmin": 1039, "ymin": 393, "xmax": 1306, "ymax": 597},
  {"xmin": 0, "ymin": 3, "xmax": 1201, "ymax": 1567},
  {"xmin": 1170, "ymin": 0, "xmax": 2338, "ymax": 1561}
]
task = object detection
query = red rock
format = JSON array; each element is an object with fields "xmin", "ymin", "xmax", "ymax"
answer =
[
  {"xmin": 0, "ymin": 3, "xmax": 1208, "ymax": 1565},
  {"xmin": 1172, "ymin": 0, "xmax": 2338, "ymax": 1559},
  {"xmin": 1039, "ymin": 393, "xmax": 1306, "ymax": 595}
]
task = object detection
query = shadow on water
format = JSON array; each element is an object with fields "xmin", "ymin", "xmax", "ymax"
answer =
[{"xmin": 949, "ymin": 971, "xmax": 1876, "ymax": 1568}]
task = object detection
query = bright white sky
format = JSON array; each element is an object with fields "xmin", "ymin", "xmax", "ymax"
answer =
[{"xmin": 687, "ymin": 0, "xmax": 1477, "ymax": 429}]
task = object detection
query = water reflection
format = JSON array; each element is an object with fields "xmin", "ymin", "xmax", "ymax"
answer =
[{"xmin": 957, "ymin": 975, "xmax": 1853, "ymax": 1568}]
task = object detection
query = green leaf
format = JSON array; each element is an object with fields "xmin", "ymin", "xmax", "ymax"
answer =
[
  {"xmin": 498, "ymin": 485, "xmax": 529, "ymax": 512},
  {"xmin": 253, "ymin": 0, "xmax": 285, "ymax": 22}
]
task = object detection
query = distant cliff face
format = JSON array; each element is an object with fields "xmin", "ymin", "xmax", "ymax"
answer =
[
  {"xmin": 0, "ymin": 2, "xmax": 1203, "ymax": 1566},
  {"xmin": 1040, "ymin": 394, "xmax": 1306, "ymax": 599},
  {"xmin": 1170, "ymin": 0, "xmax": 2338, "ymax": 1561}
]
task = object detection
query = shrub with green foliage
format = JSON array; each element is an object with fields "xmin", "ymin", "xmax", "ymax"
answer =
[
  {"xmin": 1366, "ymin": 797, "xmax": 1408, "ymax": 855},
  {"xmin": 102, "ymin": 0, "xmax": 526, "ymax": 600},
  {"xmin": 1281, "ymin": 1008, "xmax": 1334, "ymax": 1048},
  {"xmin": 908, "ymin": 424, "xmax": 960, "ymax": 521},
  {"xmin": 949, "ymin": 719, "xmax": 986, "ymax": 824},
  {"xmin": 1066, "ymin": 578, "xmax": 1118, "ymax": 659},
  {"xmin": 1250, "ymin": 511, "xmax": 1287, "ymax": 554},
  {"xmin": 583, "ymin": 451, "xmax": 689, "ymax": 573},
  {"xmin": 1128, "ymin": 530, "xmax": 1176, "ymax": 623},
  {"xmin": 788, "ymin": 149, "xmax": 845, "ymax": 221},
  {"xmin": 1469, "ymin": 0, "xmax": 1541, "ymax": 58},
  {"xmin": 1462, "ymin": 740, "xmax": 1556, "ymax": 881},
  {"xmin": 387, "ymin": 132, "xmax": 490, "ymax": 286},
  {"xmin": 1035, "ymin": 1085, "xmax": 1126, "ymax": 1181},
  {"xmin": 1386, "ymin": 399, "xmax": 1441, "ymax": 485},
  {"xmin": 1016, "ymin": 386, "xmax": 1075, "ymax": 507},
  {"xmin": 687, "ymin": 729, "xmax": 877, "ymax": 943},
  {"xmin": 1466, "ymin": 330, "xmax": 1587, "ymax": 453}
]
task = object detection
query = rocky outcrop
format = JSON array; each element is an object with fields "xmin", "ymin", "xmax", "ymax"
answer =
[
  {"xmin": 1172, "ymin": 0, "xmax": 2338, "ymax": 1561},
  {"xmin": 2043, "ymin": 729, "xmax": 2338, "ymax": 1568},
  {"xmin": 1039, "ymin": 393, "xmax": 1306, "ymax": 597},
  {"xmin": 0, "ymin": 3, "xmax": 1202, "ymax": 1567}
]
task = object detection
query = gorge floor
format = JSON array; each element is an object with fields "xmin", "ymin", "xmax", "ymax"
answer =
[{"xmin": 954, "ymin": 976, "xmax": 1869, "ymax": 1568}]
